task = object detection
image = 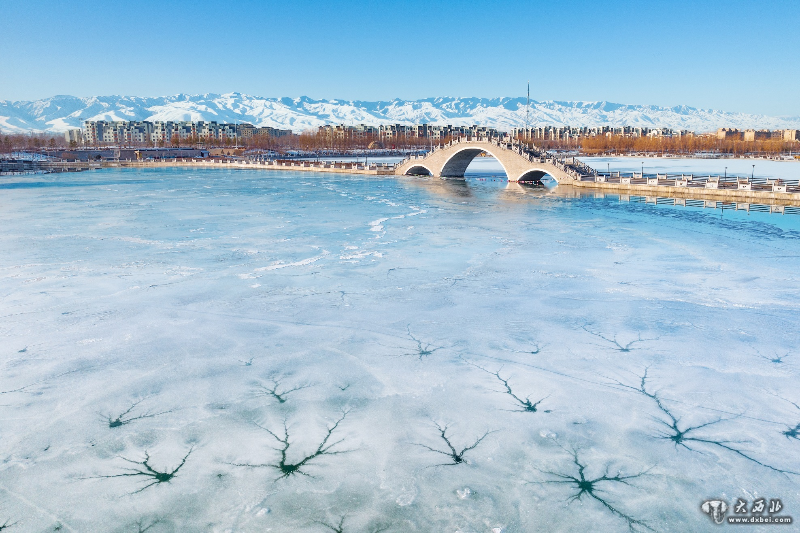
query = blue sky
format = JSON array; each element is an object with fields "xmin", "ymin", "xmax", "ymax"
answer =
[{"xmin": 1, "ymin": 0, "xmax": 798, "ymax": 115}]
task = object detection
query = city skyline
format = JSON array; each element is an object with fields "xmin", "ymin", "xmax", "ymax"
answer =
[
  {"xmin": 3, "ymin": 93, "xmax": 800, "ymax": 136},
  {"xmin": 1, "ymin": 0, "xmax": 799, "ymax": 116}
]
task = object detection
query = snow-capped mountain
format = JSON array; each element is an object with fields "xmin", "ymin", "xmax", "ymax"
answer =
[{"xmin": 1, "ymin": 93, "xmax": 799, "ymax": 134}]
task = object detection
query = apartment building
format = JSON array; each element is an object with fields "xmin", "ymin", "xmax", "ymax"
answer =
[
  {"xmin": 718, "ymin": 128, "xmax": 798, "ymax": 142},
  {"xmin": 64, "ymin": 129, "xmax": 83, "ymax": 144},
  {"xmin": 743, "ymin": 129, "xmax": 772, "ymax": 142},
  {"xmin": 82, "ymin": 120, "xmax": 292, "ymax": 145},
  {"xmin": 784, "ymin": 129, "xmax": 800, "ymax": 142},
  {"xmin": 318, "ymin": 123, "xmax": 504, "ymax": 141}
]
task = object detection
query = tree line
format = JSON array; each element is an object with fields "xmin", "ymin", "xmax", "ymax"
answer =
[
  {"xmin": 1, "ymin": 131, "xmax": 441, "ymax": 154},
  {"xmin": 3, "ymin": 130, "xmax": 798, "ymax": 157},
  {"xmin": 0, "ymin": 133, "xmax": 68, "ymax": 153},
  {"xmin": 526, "ymin": 134, "xmax": 799, "ymax": 156}
]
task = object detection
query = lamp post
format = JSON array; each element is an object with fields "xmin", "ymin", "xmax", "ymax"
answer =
[
  {"xmin": 724, "ymin": 166, "xmax": 727, "ymax": 179},
  {"xmin": 751, "ymin": 164, "xmax": 755, "ymax": 180},
  {"xmin": 641, "ymin": 162, "xmax": 644, "ymax": 178}
]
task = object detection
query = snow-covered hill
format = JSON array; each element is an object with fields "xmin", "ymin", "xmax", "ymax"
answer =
[{"xmin": 1, "ymin": 93, "xmax": 799, "ymax": 134}]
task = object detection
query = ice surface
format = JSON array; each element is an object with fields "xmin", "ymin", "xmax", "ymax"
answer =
[{"xmin": 0, "ymin": 167, "xmax": 799, "ymax": 532}]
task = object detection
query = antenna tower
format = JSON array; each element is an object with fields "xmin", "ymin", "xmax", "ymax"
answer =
[{"xmin": 525, "ymin": 81, "xmax": 530, "ymax": 143}]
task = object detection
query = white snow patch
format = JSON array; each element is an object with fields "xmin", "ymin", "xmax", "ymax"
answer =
[
  {"xmin": 254, "ymin": 252, "xmax": 329, "ymax": 271},
  {"xmin": 369, "ymin": 218, "xmax": 389, "ymax": 232}
]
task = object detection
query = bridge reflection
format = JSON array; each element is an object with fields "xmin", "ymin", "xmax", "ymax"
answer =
[
  {"xmin": 509, "ymin": 183, "xmax": 800, "ymax": 215},
  {"xmin": 401, "ymin": 176, "xmax": 800, "ymax": 216}
]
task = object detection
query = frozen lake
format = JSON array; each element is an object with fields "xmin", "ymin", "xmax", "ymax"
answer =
[{"xmin": 1, "ymin": 167, "xmax": 799, "ymax": 532}]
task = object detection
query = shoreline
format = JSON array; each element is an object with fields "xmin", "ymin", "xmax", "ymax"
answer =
[
  {"xmin": 13, "ymin": 158, "xmax": 800, "ymax": 205},
  {"xmin": 578, "ymin": 153, "xmax": 799, "ymax": 162},
  {"xmin": 26, "ymin": 158, "xmax": 392, "ymax": 175},
  {"xmin": 568, "ymin": 181, "xmax": 800, "ymax": 206}
]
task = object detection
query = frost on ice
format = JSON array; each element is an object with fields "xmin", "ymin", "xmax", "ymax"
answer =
[{"xmin": 0, "ymin": 166, "xmax": 799, "ymax": 531}]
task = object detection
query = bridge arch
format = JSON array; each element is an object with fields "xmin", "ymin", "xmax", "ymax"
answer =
[
  {"xmin": 518, "ymin": 169, "xmax": 549, "ymax": 183},
  {"xmin": 404, "ymin": 164, "xmax": 432, "ymax": 176},
  {"xmin": 393, "ymin": 140, "xmax": 576, "ymax": 184},
  {"xmin": 439, "ymin": 146, "xmax": 511, "ymax": 178}
]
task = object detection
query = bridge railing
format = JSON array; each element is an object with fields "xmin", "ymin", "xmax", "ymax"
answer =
[
  {"xmin": 576, "ymin": 171, "xmax": 800, "ymax": 192},
  {"xmin": 394, "ymin": 139, "xmax": 800, "ymax": 191},
  {"xmin": 393, "ymin": 136, "xmax": 600, "ymax": 181}
]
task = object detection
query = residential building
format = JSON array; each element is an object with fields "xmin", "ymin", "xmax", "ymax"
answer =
[
  {"xmin": 743, "ymin": 129, "xmax": 771, "ymax": 142},
  {"xmin": 783, "ymin": 129, "xmax": 800, "ymax": 142},
  {"xmin": 64, "ymin": 129, "xmax": 82, "ymax": 144},
  {"xmin": 80, "ymin": 120, "xmax": 292, "ymax": 145},
  {"xmin": 716, "ymin": 128, "xmax": 743, "ymax": 140}
]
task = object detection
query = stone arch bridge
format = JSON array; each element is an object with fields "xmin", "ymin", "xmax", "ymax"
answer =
[{"xmin": 394, "ymin": 138, "xmax": 587, "ymax": 184}]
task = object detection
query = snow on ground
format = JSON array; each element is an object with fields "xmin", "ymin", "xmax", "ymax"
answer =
[{"xmin": 0, "ymin": 167, "xmax": 799, "ymax": 532}]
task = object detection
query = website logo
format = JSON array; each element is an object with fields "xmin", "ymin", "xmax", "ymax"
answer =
[{"xmin": 702, "ymin": 500, "xmax": 729, "ymax": 524}]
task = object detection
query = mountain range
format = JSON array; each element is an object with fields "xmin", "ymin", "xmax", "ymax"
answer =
[{"xmin": 1, "ymin": 93, "xmax": 799, "ymax": 134}]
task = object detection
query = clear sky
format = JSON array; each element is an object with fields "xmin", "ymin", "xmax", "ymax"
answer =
[{"xmin": 1, "ymin": 0, "xmax": 798, "ymax": 116}]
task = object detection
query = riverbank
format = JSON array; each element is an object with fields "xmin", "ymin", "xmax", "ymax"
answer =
[
  {"xmin": 580, "ymin": 153, "xmax": 799, "ymax": 162},
  {"xmin": 18, "ymin": 157, "xmax": 800, "ymax": 204},
  {"xmin": 568, "ymin": 181, "xmax": 800, "ymax": 205},
  {"xmin": 35, "ymin": 158, "xmax": 394, "ymax": 175}
]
